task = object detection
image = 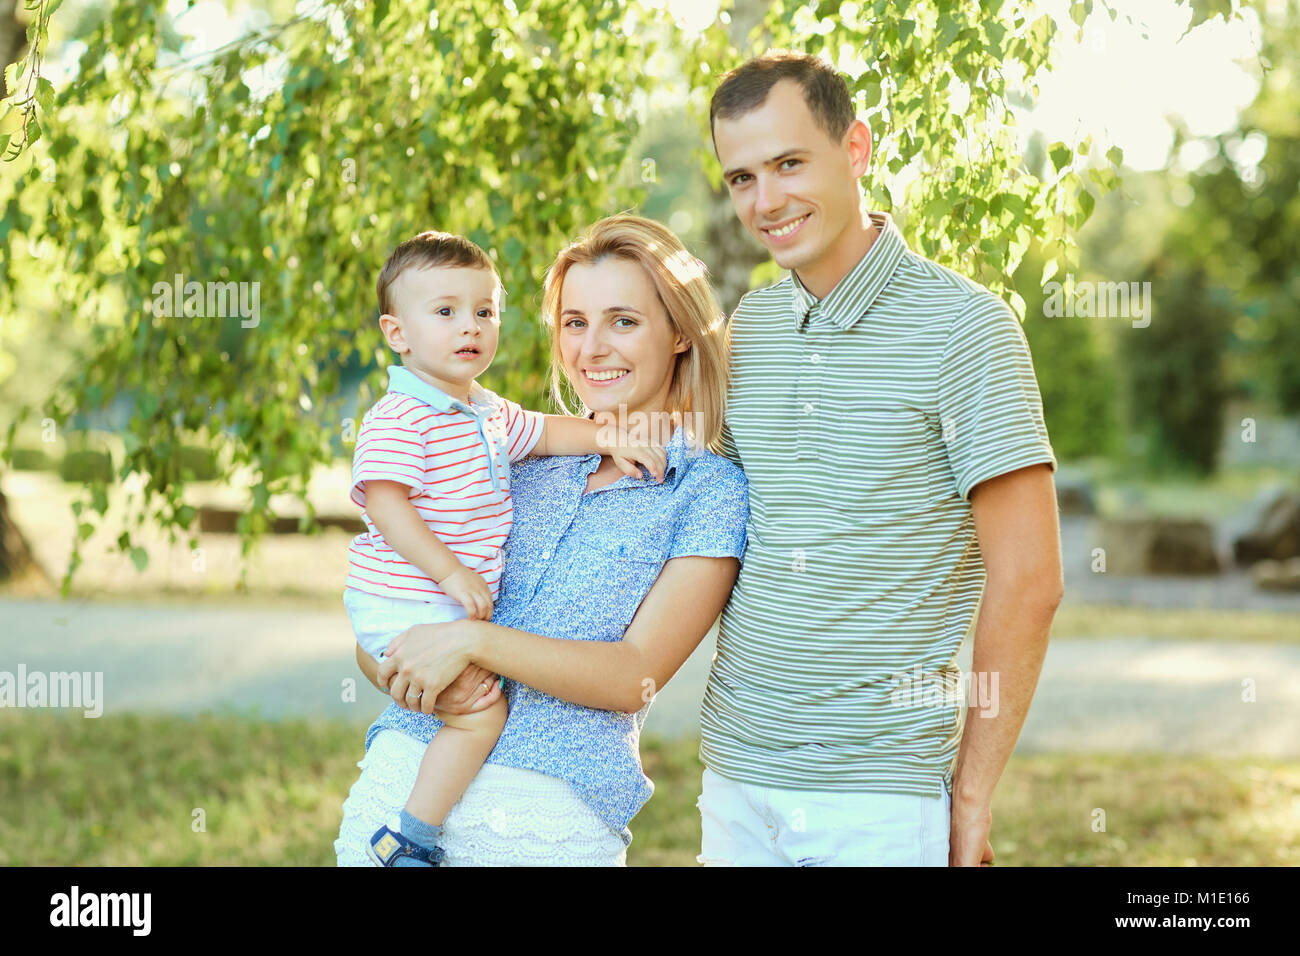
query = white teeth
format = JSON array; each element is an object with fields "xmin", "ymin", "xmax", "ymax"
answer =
[
  {"xmin": 587, "ymin": 369, "xmax": 628, "ymax": 381},
  {"xmin": 769, "ymin": 215, "xmax": 807, "ymax": 238}
]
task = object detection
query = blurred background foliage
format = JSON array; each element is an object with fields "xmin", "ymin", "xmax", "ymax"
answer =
[{"xmin": 0, "ymin": 0, "xmax": 1296, "ymax": 590}]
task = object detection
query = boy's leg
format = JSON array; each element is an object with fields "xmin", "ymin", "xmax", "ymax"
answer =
[
  {"xmin": 404, "ymin": 698, "xmax": 509, "ymax": 827},
  {"xmin": 360, "ymin": 595, "xmax": 508, "ymax": 866}
]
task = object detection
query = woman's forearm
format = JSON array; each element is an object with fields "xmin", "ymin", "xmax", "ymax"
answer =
[{"xmin": 470, "ymin": 620, "xmax": 649, "ymax": 713}]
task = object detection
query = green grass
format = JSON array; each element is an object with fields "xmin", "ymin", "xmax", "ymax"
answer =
[
  {"xmin": 1052, "ymin": 604, "xmax": 1300, "ymax": 644},
  {"xmin": 2, "ymin": 712, "xmax": 1296, "ymax": 865}
]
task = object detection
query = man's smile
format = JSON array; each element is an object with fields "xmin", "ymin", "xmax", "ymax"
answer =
[{"xmin": 761, "ymin": 213, "xmax": 811, "ymax": 243}]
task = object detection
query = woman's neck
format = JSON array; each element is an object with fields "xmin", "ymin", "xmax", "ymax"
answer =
[{"xmin": 590, "ymin": 406, "xmax": 679, "ymax": 448}]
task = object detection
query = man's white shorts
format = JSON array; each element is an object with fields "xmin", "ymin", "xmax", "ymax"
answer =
[{"xmin": 696, "ymin": 767, "xmax": 951, "ymax": 866}]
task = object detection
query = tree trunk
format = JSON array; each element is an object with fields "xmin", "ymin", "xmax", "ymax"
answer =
[{"xmin": 0, "ymin": 482, "xmax": 45, "ymax": 586}]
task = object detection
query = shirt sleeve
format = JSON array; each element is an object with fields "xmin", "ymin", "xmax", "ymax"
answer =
[
  {"xmin": 667, "ymin": 456, "xmax": 749, "ymax": 564},
  {"xmin": 498, "ymin": 395, "xmax": 545, "ymax": 463},
  {"xmin": 937, "ymin": 292, "xmax": 1057, "ymax": 501},
  {"xmin": 350, "ymin": 401, "xmax": 427, "ymax": 510}
]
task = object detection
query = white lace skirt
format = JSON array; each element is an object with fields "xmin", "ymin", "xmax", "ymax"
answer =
[{"xmin": 335, "ymin": 729, "xmax": 627, "ymax": 866}]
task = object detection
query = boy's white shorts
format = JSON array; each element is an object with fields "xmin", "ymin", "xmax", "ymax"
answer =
[{"xmin": 343, "ymin": 586, "xmax": 468, "ymax": 661}]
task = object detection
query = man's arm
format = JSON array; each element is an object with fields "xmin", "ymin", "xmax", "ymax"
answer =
[{"xmin": 949, "ymin": 462, "xmax": 1063, "ymax": 865}]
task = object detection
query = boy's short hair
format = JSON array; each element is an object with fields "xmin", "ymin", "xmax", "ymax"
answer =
[
  {"xmin": 709, "ymin": 51, "xmax": 856, "ymax": 147},
  {"xmin": 376, "ymin": 231, "xmax": 502, "ymax": 317}
]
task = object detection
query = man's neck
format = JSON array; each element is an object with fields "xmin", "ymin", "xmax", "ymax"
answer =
[{"xmin": 795, "ymin": 215, "xmax": 879, "ymax": 300}]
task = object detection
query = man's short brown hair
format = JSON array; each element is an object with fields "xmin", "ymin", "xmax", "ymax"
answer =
[
  {"xmin": 709, "ymin": 51, "xmax": 856, "ymax": 148},
  {"xmin": 376, "ymin": 230, "xmax": 502, "ymax": 317}
]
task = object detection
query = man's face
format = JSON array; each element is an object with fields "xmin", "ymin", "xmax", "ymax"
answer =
[
  {"xmin": 380, "ymin": 265, "xmax": 501, "ymax": 398},
  {"xmin": 713, "ymin": 79, "xmax": 867, "ymax": 278}
]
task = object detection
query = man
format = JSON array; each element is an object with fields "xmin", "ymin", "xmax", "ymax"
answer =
[{"xmin": 698, "ymin": 51, "xmax": 1063, "ymax": 866}]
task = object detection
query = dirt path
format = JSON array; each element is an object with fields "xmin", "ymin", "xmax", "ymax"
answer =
[{"xmin": 4, "ymin": 596, "xmax": 1299, "ymax": 757}]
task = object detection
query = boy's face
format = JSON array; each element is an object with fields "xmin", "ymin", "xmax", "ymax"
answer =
[
  {"xmin": 713, "ymin": 79, "xmax": 870, "ymax": 287},
  {"xmin": 380, "ymin": 265, "xmax": 501, "ymax": 399}
]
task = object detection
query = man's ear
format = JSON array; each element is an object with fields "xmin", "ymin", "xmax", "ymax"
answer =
[{"xmin": 847, "ymin": 119, "xmax": 872, "ymax": 177}]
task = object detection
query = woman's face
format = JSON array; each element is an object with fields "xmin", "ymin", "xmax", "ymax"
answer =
[{"xmin": 558, "ymin": 257, "xmax": 688, "ymax": 422}]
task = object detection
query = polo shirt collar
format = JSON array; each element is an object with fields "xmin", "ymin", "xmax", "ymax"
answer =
[
  {"xmin": 789, "ymin": 211, "xmax": 907, "ymax": 331},
  {"xmin": 386, "ymin": 364, "xmax": 492, "ymax": 416}
]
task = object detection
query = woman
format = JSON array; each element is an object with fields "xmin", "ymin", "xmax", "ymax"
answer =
[{"xmin": 336, "ymin": 215, "xmax": 748, "ymax": 865}]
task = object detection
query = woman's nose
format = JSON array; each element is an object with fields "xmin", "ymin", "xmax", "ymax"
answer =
[{"xmin": 580, "ymin": 325, "xmax": 610, "ymax": 359}]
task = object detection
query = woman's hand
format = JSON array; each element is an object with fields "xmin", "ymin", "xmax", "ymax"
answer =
[
  {"xmin": 378, "ymin": 618, "xmax": 481, "ymax": 715},
  {"xmin": 358, "ymin": 641, "xmax": 502, "ymax": 714}
]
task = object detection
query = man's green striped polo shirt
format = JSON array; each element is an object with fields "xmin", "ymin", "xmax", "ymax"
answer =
[{"xmin": 701, "ymin": 210, "xmax": 1056, "ymax": 797}]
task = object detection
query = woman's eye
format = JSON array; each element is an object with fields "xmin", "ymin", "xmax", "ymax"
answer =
[
  {"xmin": 564, "ymin": 318, "xmax": 585, "ymax": 329},
  {"xmin": 781, "ymin": 159, "xmax": 800, "ymax": 170},
  {"xmin": 614, "ymin": 316, "xmax": 636, "ymax": 327}
]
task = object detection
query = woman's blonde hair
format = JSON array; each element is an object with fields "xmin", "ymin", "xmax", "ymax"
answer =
[{"xmin": 541, "ymin": 214, "xmax": 729, "ymax": 452}]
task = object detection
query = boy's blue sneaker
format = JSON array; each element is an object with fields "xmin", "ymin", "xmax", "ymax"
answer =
[{"xmin": 366, "ymin": 823, "xmax": 445, "ymax": 867}]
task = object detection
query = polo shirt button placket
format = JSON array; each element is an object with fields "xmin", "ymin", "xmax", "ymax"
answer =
[{"xmin": 796, "ymin": 306, "xmax": 821, "ymax": 460}]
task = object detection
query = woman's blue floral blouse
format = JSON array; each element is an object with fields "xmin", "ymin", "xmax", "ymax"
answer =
[{"xmin": 365, "ymin": 423, "xmax": 749, "ymax": 846}]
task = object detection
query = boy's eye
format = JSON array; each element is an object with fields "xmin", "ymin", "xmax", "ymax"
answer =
[
  {"xmin": 437, "ymin": 307, "xmax": 453, "ymax": 316},
  {"xmin": 478, "ymin": 309, "xmax": 494, "ymax": 318},
  {"xmin": 730, "ymin": 174, "xmax": 751, "ymax": 187},
  {"xmin": 780, "ymin": 158, "xmax": 800, "ymax": 170}
]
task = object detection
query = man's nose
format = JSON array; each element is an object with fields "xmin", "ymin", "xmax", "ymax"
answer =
[{"xmin": 755, "ymin": 174, "xmax": 785, "ymax": 219}]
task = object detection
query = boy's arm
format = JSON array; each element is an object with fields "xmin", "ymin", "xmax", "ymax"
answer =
[
  {"xmin": 363, "ymin": 480, "xmax": 493, "ymax": 620},
  {"xmin": 526, "ymin": 415, "xmax": 666, "ymax": 481}
]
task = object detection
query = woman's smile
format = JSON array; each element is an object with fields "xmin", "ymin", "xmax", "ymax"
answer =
[{"xmin": 583, "ymin": 368, "xmax": 630, "ymax": 386}]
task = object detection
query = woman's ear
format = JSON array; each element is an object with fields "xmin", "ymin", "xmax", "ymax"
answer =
[{"xmin": 673, "ymin": 334, "xmax": 691, "ymax": 355}]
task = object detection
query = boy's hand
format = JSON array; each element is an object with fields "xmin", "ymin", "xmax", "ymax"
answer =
[
  {"xmin": 609, "ymin": 443, "xmax": 667, "ymax": 484},
  {"xmin": 440, "ymin": 566, "xmax": 494, "ymax": 621}
]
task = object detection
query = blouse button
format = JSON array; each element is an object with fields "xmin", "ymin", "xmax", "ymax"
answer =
[{"xmin": 541, "ymin": 550, "xmax": 551, "ymax": 560}]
